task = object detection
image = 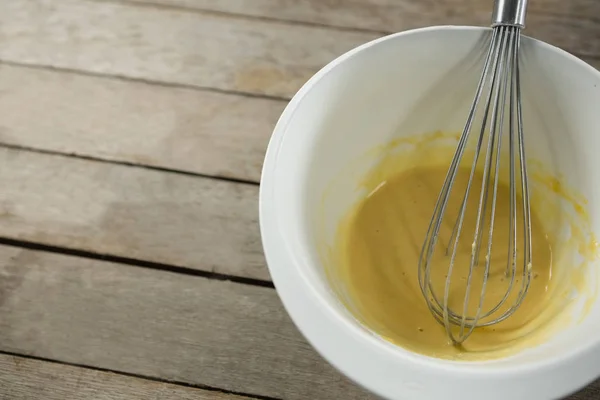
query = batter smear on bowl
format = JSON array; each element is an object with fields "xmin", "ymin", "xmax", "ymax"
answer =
[
  {"xmin": 325, "ymin": 131, "xmax": 598, "ymax": 361},
  {"xmin": 335, "ymin": 164, "xmax": 554, "ymax": 359}
]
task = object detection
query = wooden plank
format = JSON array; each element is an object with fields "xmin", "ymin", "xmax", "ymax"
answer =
[
  {"xmin": 121, "ymin": 0, "xmax": 600, "ymax": 30},
  {"xmin": 0, "ymin": 247, "xmax": 599, "ymax": 399},
  {"xmin": 0, "ymin": 246, "xmax": 373, "ymax": 400},
  {"xmin": 0, "ymin": 0, "xmax": 378, "ymax": 99},
  {"xmin": 0, "ymin": 1, "xmax": 598, "ymax": 188},
  {"xmin": 571, "ymin": 381, "xmax": 600, "ymax": 400},
  {"xmin": 0, "ymin": 27, "xmax": 597, "ymax": 191},
  {"xmin": 3, "ymin": 0, "xmax": 596, "ymax": 102},
  {"xmin": 113, "ymin": 0, "xmax": 600, "ymax": 59},
  {"xmin": 0, "ymin": 63, "xmax": 282, "ymax": 183},
  {"xmin": 0, "ymin": 354, "xmax": 250, "ymax": 400},
  {"xmin": 0, "ymin": 147, "xmax": 267, "ymax": 280},
  {"xmin": 0, "ymin": 3, "xmax": 598, "ymax": 186}
]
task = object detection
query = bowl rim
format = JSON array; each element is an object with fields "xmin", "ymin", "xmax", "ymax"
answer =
[{"xmin": 259, "ymin": 25, "xmax": 600, "ymax": 400}]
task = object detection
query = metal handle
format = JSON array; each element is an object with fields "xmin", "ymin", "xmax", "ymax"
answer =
[{"xmin": 491, "ymin": 0, "xmax": 528, "ymax": 28}]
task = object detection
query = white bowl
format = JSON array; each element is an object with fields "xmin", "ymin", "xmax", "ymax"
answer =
[{"xmin": 259, "ymin": 26, "xmax": 600, "ymax": 400}]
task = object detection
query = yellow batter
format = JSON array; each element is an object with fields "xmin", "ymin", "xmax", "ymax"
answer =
[{"xmin": 335, "ymin": 164, "xmax": 555, "ymax": 359}]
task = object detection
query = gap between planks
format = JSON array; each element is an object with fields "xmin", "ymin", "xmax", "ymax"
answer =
[
  {"xmin": 0, "ymin": 59, "xmax": 291, "ymax": 103},
  {"xmin": 0, "ymin": 235, "xmax": 274, "ymax": 288},
  {"xmin": 0, "ymin": 352, "xmax": 271, "ymax": 400},
  {"xmin": 0, "ymin": 140, "xmax": 261, "ymax": 187},
  {"xmin": 0, "ymin": 61, "xmax": 282, "ymax": 184},
  {"xmin": 0, "ymin": 146, "xmax": 269, "ymax": 280}
]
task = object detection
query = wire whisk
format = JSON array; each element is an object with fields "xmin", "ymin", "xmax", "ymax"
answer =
[{"xmin": 417, "ymin": 0, "xmax": 532, "ymax": 345}]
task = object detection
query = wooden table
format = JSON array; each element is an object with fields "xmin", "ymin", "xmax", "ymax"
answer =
[{"xmin": 0, "ymin": 0, "xmax": 598, "ymax": 399}]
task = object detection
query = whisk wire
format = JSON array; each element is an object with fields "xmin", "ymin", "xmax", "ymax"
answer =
[
  {"xmin": 450, "ymin": 25, "xmax": 510, "ymax": 341},
  {"xmin": 417, "ymin": 17, "xmax": 532, "ymax": 345},
  {"xmin": 417, "ymin": 28, "xmax": 499, "ymax": 322}
]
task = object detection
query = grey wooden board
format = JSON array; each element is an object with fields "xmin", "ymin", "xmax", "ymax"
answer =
[
  {"xmin": 1, "ymin": 1, "xmax": 600, "ymax": 399},
  {"xmin": 0, "ymin": 246, "xmax": 598, "ymax": 399},
  {"xmin": 0, "ymin": 1, "xmax": 598, "ymax": 189},
  {"xmin": 0, "ymin": 354, "xmax": 251, "ymax": 400},
  {"xmin": 0, "ymin": 63, "xmax": 282, "ymax": 183},
  {"xmin": 0, "ymin": 147, "xmax": 267, "ymax": 280},
  {"xmin": 571, "ymin": 382, "xmax": 600, "ymax": 400},
  {"xmin": 0, "ymin": 0, "xmax": 378, "ymax": 99},
  {"xmin": 0, "ymin": 246, "xmax": 373, "ymax": 400},
  {"xmin": 119, "ymin": 0, "xmax": 599, "ymax": 37},
  {"xmin": 106, "ymin": 0, "xmax": 600, "ymax": 61},
  {"xmin": 2, "ymin": 0, "xmax": 598, "ymax": 104}
]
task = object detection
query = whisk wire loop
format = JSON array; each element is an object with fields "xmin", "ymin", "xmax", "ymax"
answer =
[{"xmin": 417, "ymin": 22, "xmax": 532, "ymax": 345}]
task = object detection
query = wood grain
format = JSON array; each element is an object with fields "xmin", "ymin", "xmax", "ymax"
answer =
[
  {"xmin": 0, "ymin": 18, "xmax": 598, "ymax": 189},
  {"xmin": 0, "ymin": 147, "xmax": 267, "ymax": 280},
  {"xmin": 0, "ymin": 0, "xmax": 598, "ymax": 188},
  {"xmin": 0, "ymin": 63, "xmax": 282, "ymax": 183},
  {"xmin": 0, "ymin": 0, "xmax": 377, "ymax": 99},
  {"xmin": 1, "ymin": 0, "xmax": 597, "ymax": 104},
  {"xmin": 572, "ymin": 381, "xmax": 600, "ymax": 400},
  {"xmin": 0, "ymin": 246, "xmax": 599, "ymax": 399},
  {"xmin": 110, "ymin": 0, "xmax": 600, "ymax": 59},
  {"xmin": 0, "ymin": 246, "xmax": 373, "ymax": 400},
  {"xmin": 119, "ymin": 0, "xmax": 600, "ymax": 28},
  {"xmin": 1, "ymin": 2, "xmax": 599, "ymax": 400},
  {"xmin": 0, "ymin": 354, "xmax": 250, "ymax": 400}
]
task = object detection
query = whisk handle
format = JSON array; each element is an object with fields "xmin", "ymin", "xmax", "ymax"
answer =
[{"xmin": 492, "ymin": 0, "xmax": 528, "ymax": 28}]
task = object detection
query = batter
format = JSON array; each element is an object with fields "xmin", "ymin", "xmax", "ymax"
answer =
[{"xmin": 334, "ymin": 164, "xmax": 555, "ymax": 359}]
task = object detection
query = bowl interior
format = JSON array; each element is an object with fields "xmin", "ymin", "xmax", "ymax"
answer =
[{"xmin": 269, "ymin": 26, "xmax": 600, "ymax": 369}]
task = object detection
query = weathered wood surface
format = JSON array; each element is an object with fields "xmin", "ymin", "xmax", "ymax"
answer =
[
  {"xmin": 1, "ymin": 0, "xmax": 600, "ymax": 399},
  {"xmin": 0, "ymin": 246, "xmax": 372, "ymax": 400},
  {"xmin": 119, "ymin": 0, "xmax": 600, "ymax": 65},
  {"xmin": 0, "ymin": 0, "xmax": 377, "ymax": 99},
  {"xmin": 0, "ymin": 354, "xmax": 251, "ymax": 400},
  {"xmin": 0, "ymin": 1, "xmax": 599, "ymax": 188},
  {"xmin": 1, "ymin": 0, "xmax": 598, "ymax": 104},
  {"xmin": 0, "ymin": 147, "xmax": 266, "ymax": 280},
  {"xmin": 0, "ymin": 63, "xmax": 282, "ymax": 183},
  {"xmin": 121, "ymin": 0, "xmax": 599, "ymax": 35},
  {"xmin": 0, "ymin": 245, "xmax": 598, "ymax": 400}
]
